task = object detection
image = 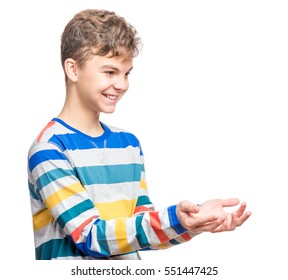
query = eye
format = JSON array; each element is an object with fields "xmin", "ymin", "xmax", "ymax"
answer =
[{"xmin": 105, "ymin": 71, "xmax": 114, "ymax": 76}]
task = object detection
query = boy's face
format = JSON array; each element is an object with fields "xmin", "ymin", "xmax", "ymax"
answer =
[{"xmin": 72, "ymin": 52, "xmax": 133, "ymax": 114}]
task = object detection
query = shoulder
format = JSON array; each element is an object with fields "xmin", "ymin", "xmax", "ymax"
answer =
[
  {"xmin": 104, "ymin": 123, "xmax": 130, "ymax": 133},
  {"xmin": 28, "ymin": 119, "xmax": 73, "ymax": 153}
]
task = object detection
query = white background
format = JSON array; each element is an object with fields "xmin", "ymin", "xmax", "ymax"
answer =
[{"xmin": 1, "ymin": 0, "xmax": 287, "ymax": 279}]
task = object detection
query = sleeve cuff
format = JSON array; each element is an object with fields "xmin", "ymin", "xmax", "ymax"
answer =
[{"xmin": 167, "ymin": 205, "xmax": 187, "ymax": 235}]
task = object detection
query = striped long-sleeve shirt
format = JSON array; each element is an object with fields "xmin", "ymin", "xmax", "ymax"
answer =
[{"xmin": 27, "ymin": 118, "xmax": 195, "ymax": 260}]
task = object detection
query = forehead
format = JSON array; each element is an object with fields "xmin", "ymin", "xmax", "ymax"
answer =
[{"xmin": 88, "ymin": 52, "xmax": 133, "ymax": 69}]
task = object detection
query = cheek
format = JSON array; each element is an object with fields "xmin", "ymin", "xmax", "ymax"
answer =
[
  {"xmin": 83, "ymin": 75, "xmax": 110, "ymax": 93},
  {"xmin": 117, "ymin": 94, "xmax": 125, "ymax": 103},
  {"xmin": 95, "ymin": 75, "xmax": 114, "ymax": 90}
]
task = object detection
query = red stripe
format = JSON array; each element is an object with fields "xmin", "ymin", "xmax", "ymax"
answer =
[
  {"xmin": 71, "ymin": 216, "xmax": 98, "ymax": 242},
  {"xmin": 134, "ymin": 205, "xmax": 150, "ymax": 214},
  {"xmin": 149, "ymin": 212, "xmax": 169, "ymax": 243},
  {"xmin": 181, "ymin": 232, "xmax": 193, "ymax": 241},
  {"xmin": 36, "ymin": 121, "xmax": 55, "ymax": 142}
]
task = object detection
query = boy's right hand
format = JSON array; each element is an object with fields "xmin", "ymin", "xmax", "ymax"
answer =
[{"xmin": 176, "ymin": 200, "xmax": 226, "ymax": 233}]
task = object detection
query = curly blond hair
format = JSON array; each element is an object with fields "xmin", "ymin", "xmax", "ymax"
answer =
[{"xmin": 61, "ymin": 9, "xmax": 141, "ymax": 78}]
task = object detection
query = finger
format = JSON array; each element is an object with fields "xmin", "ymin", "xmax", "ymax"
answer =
[
  {"xmin": 221, "ymin": 198, "xmax": 240, "ymax": 207},
  {"xmin": 215, "ymin": 210, "xmax": 252, "ymax": 232},
  {"xmin": 193, "ymin": 216, "xmax": 226, "ymax": 233},
  {"xmin": 200, "ymin": 214, "xmax": 220, "ymax": 224},
  {"xmin": 197, "ymin": 214, "xmax": 225, "ymax": 228},
  {"xmin": 192, "ymin": 205, "xmax": 200, "ymax": 214},
  {"xmin": 229, "ymin": 212, "xmax": 238, "ymax": 230},
  {"xmin": 235, "ymin": 211, "xmax": 252, "ymax": 226},
  {"xmin": 234, "ymin": 202, "xmax": 247, "ymax": 218},
  {"xmin": 229, "ymin": 208, "xmax": 251, "ymax": 229},
  {"xmin": 184, "ymin": 213, "xmax": 220, "ymax": 230}
]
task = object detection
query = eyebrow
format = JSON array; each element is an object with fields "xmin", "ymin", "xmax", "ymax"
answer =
[{"xmin": 101, "ymin": 64, "xmax": 133, "ymax": 73}]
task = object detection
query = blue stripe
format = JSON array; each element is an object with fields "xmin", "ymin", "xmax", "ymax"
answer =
[
  {"xmin": 49, "ymin": 132, "xmax": 140, "ymax": 150},
  {"xmin": 76, "ymin": 242, "xmax": 108, "ymax": 258},
  {"xmin": 76, "ymin": 219, "xmax": 110, "ymax": 257},
  {"xmin": 167, "ymin": 205, "xmax": 187, "ymax": 235},
  {"xmin": 77, "ymin": 164, "xmax": 142, "ymax": 185},
  {"xmin": 50, "ymin": 118, "xmax": 141, "ymax": 151},
  {"xmin": 56, "ymin": 199, "xmax": 95, "ymax": 228},
  {"xmin": 169, "ymin": 239, "xmax": 180, "ymax": 245},
  {"xmin": 29, "ymin": 149, "xmax": 67, "ymax": 171}
]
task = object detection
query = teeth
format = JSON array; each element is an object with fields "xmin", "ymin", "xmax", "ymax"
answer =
[{"xmin": 105, "ymin": 94, "xmax": 117, "ymax": 100}]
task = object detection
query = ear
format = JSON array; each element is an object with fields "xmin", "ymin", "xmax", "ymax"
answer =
[{"xmin": 64, "ymin": 58, "xmax": 78, "ymax": 82}]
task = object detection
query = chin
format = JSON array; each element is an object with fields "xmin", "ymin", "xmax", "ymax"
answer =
[{"xmin": 102, "ymin": 107, "xmax": 116, "ymax": 114}]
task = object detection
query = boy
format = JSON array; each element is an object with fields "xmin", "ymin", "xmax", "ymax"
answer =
[{"xmin": 27, "ymin": 9, "xmax": 251, "ymax": 260}]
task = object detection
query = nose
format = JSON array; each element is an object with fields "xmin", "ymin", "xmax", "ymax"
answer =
[{"xmin": 113, "ymin": 76, "xmax": 129, "ymax": 92}]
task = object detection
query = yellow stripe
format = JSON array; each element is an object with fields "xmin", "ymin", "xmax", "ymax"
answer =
[
  {"xmin": 156, "ymin": 243, "xmax": 170, "ymax": 249},
  {"xmin": 33, "ymin": 209, "xmax": 54, "ymax": 230},
  {"xmin": 140, "ymin": 179, "xmax": 147, "ymax": 189},
  {"xmin": 44, "ymin": 182, "xmax": 84, "ymax": 208},
  {"xmin": 115, "ymin": 218, "xmax": 133, "ymax": 253},
  {"xmin": 95, "ymin": 199, "xmax": 136, "ymax": 220}
]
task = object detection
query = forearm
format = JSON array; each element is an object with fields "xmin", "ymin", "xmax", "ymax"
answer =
[{"xmin": 72, "ymin": 205, "xmax": 188, "ymax": 257}]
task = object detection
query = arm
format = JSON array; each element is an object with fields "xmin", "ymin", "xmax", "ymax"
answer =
[{"xmin": 29, "ymin": 141, "xmax": 250, "ymax": 258}]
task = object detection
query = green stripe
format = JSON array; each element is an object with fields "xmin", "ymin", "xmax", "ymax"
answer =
[
  {"xmin": 135, "ymin": 215, "xmax": 150, "ymax": 248},
  {"xmin": 96, "ymin": 220, "xmax": 111, "ymax": 255},
  {"xmin": 57, "ymin": 199, "xmax": 95, "ymax": 228},
  {"xmin": 36, "ymin": 238, "xmax": 82, "ymax": 260},
  {"xmin": 136, "ymin": 195, "xmax": 152, "ymax": 207}
]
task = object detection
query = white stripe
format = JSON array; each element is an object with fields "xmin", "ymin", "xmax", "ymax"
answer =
[
  {"xmin": 104, "ymin": 219, "xmax": 120, "ymax": 254},
  {"xmin": 125, "ymin": 218, "xmax": 141, "ymax": 248},
  {"xmin": 34, "ymin": 222, "xmax": 65, "ymax": 247},
  {"xmin": 63, "ymin": 208, "xmax": 99, "ymax": 236},
  {"xmin": 31, "ymin": 158, "xmax": 71, "ymax": 181},
  {"xmin": 89, "ymin": 224, "xmax": 102, "ymax": 253},
  {"xmin": 70, "ymin": 146, "xmax": 143, "ymax": 166},
  {"xmin": 39, "ymin": 175, "xmax": 79, "ymax": 199},
  {"xmin": 158, "ymin": 208, "xmax": 180, "ymax": 238},
  {"xmin": 86, "ymin": 181, "xmax": 140, "ymax": 203},
  {"xmin": 140, "ymin": 213, "xmax": 160, "ymax": 245}
]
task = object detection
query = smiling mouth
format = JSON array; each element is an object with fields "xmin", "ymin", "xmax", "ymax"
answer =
[{"xmin": 103, "ymin": 94, "xmax": 117, "ymax": 100}]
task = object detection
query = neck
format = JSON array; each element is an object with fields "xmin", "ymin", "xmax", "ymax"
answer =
[{"xmin": 57, "ymin": 110, "xmax": 104, "ymax": 137}]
